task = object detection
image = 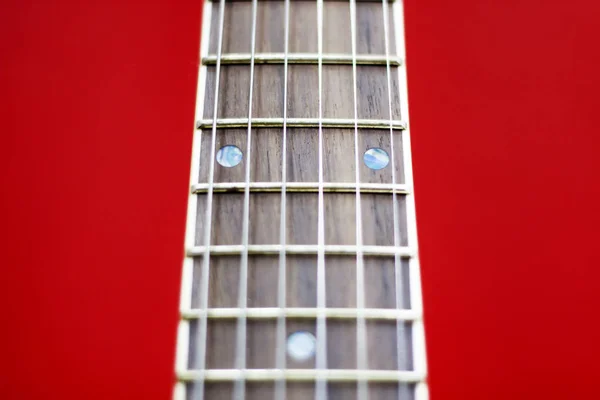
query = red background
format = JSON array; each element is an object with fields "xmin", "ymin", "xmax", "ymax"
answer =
[{"xmin": 2, "ymin": 0, "xmax": 600, "ymax": 399}]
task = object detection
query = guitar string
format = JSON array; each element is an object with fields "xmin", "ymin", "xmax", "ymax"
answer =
[
  {"xmin": 234, "ymin": 0, "xmax": 258, "ymax": 399},
  {"xmin": 276, "ymin": 0, "xmax": 291, "ymax": 399},
  {"xmin": 316, "ymin": 0, "xmax": 328, "ymax": 399},
  {"xmin": 194, "ymin": 0, "xmax": 227, "ymax": 399},
  {"xmin": 380, "ymin": 0, "xmax": 406, "ymax": 394},
  {"xmin": 391, "ymin": 2, "xmax": 429, "ymax": 397},
  {"xmin": 174, "ymin": 2, "xmax": 213, "ymax": 398},
  {"xmin": 386, "ymin": 1, "xmax": 429, "ymax": 398},
  {"xmin": 348, "ymin": 1, "xmax": 368, "ymax": 400}
]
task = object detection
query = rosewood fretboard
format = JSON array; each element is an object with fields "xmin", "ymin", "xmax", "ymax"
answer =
[{"xmin": 176, "ymin": 1, "xmax": 427, "ymax": 399}]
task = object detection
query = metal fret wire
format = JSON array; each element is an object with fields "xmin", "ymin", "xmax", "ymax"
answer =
[
  {"xmin": 181, "ymin": 369, "xmax": 424, "ymax": 383},
  {"xmin": 193, "ymin": 0, "xmax": 226, "ymax": 399},
  {"xmin": 182, "ymin": 307, "xmax": 420, "ymax": 321},
  {"xmin": 234, "ymin": 1, "xmax": 258, "ymax": 399},
  {"xmin": 390, "ymin": 1, "xmax": 429, "ymax": 398},
  {"xmin": 174, "ymin": 2, "xmax": 213, "ymax": 399},
  {"xmin": 180, "ymin": 369, "xmax": 424, "ymax": 383},
  {"xmin": 202, "ymin": 53, "xmax": 403, "ymax": 66},
  {"xmin": 188, "ymin": 244, "xmax": 413, "ymax": 257},
  {"xmin": 275, "ymin": 1, "xmax": 290, "ymax": 400},
  {"xmin": 197, "ymin": 117, "xmax": 406, "ymax": 130},
  {"xmin": 192, "ymin": 182, "xmax": 410, "ymax": 195},
  {"xmin": 316, "ymin": 0, "xmax": 328, "ymax": 399},
  {"xmin": 348, "ymin": 1, "xmax": 368, "ymax": 400}
]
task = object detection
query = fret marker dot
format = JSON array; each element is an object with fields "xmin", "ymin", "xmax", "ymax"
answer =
[
  {"xmin": 216, "ymin": 145, "xmax": 243, "ymax": 168},
  {"xmin": 363, "ymin": 148, "xmax": 390, "ymax": 170},
  {"xmin": 286, "ymin": 331, "xmax": 316, "ymax": 361}
]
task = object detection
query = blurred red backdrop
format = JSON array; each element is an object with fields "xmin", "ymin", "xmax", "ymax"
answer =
[{"xmin": 2, "ymin": 0, "xmax": 600, "ymax": 399}]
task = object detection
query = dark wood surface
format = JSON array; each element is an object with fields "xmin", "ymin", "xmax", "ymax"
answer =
[{"xmin": 189, "ymin": 1, "xmax": 414, "ymax": 398}]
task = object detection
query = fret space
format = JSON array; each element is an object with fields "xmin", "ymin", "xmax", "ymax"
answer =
[
  {"xmin": 190, "ymin": 255, "xmax": 411, "ymax": 310},
  {"xmin": 198, "ymin": 128, "xmax": 405, "ymax": 185},
  {"xmin": 192, "ymin": 117, "xmax": 409, "ymax": 189},
  {"xmin": 202, "ymin": 65, "xmax": 402, "ymax": 120},
  {"xmin": 188, "ymin": 318, "xmax": 413, "ymax": 370},
  {"xmin": 325, "ymin": 256, "xmax": 411, "ymax": 309},
  {"xmin": 194, "ymin": 193, "xmax": 409, "ymax": 247},
  {"xmin": 207, "ymin": 1, "xmax": 397, "ymax": 56}
]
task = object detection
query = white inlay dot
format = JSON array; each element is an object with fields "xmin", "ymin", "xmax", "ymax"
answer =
[
  {"xmin": 363, "ymin": 147, "xmax": 390, "ymax": 170},
  {"xmin": 286, "ymin": 331, "xmax": 316, "ymax": 361},
  {"xmin": 216, "ymin": 145, "xmax": 243, "ymax": 167}
]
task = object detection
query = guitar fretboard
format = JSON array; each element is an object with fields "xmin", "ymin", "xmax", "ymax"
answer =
[{"xmin": 176, "ymin": 1, "xmax": 427, "ymax": 399}]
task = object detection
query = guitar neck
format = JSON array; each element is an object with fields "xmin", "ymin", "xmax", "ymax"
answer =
[{"xmin": 176, "ymin": 1, "xmax": 427, "ymax": 399}]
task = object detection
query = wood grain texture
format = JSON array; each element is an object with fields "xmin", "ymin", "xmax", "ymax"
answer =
[{"xmin": 190, "ymin": 1, "xmax": 413, "ymax": 398}]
